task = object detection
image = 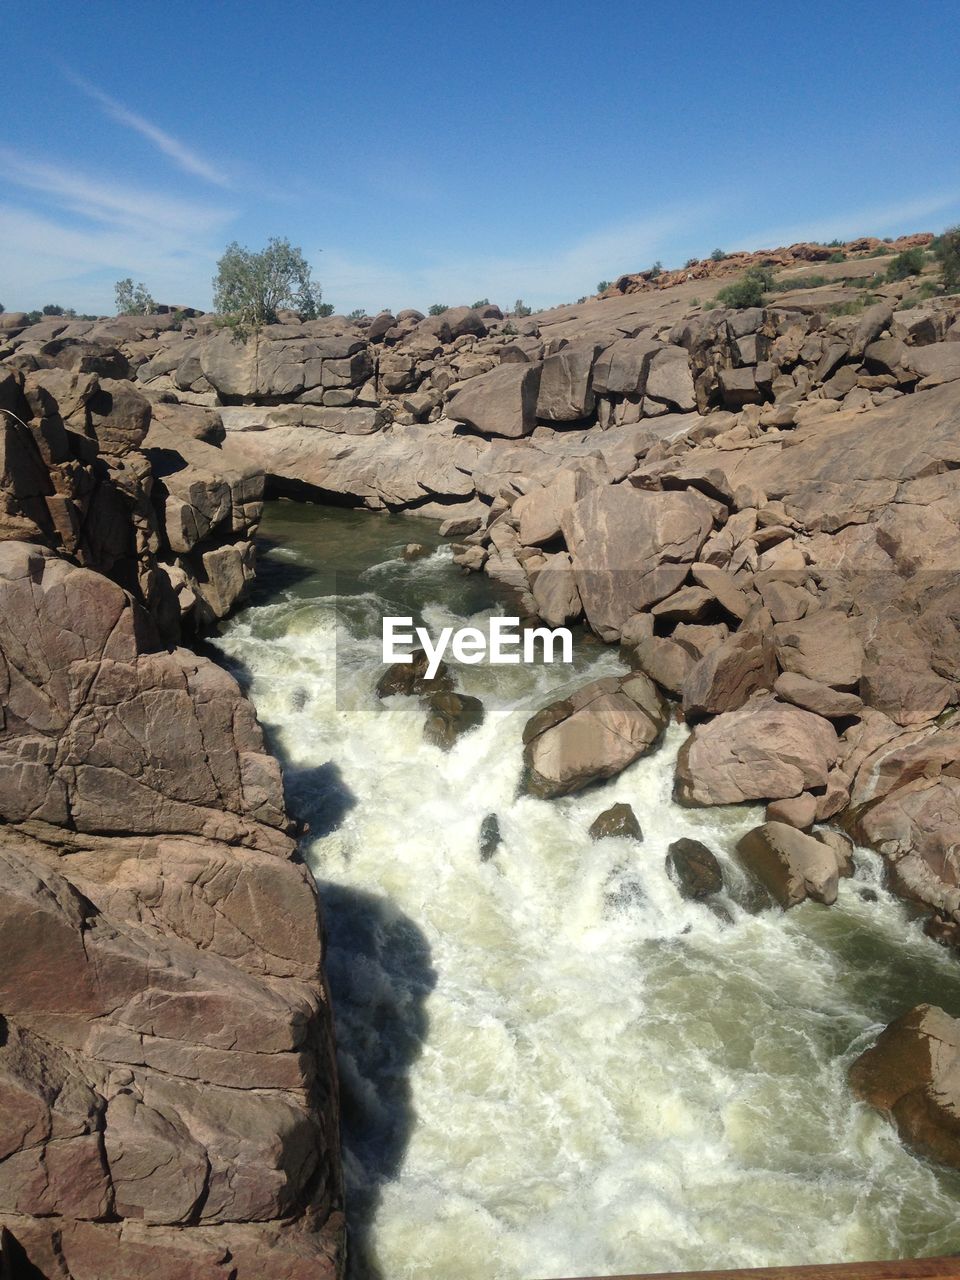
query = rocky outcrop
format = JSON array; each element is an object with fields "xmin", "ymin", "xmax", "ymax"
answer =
[
  {"xmin": 0, "ymin": 542, "xmax": 342, "ymax": 1276},
  {"xmin": 849, "ymin": 1005, "xmax": 960, "ymax": 1169}
]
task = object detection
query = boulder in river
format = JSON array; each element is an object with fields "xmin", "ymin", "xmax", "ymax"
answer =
[
  {"xmin": 588, "ymin": 802, "xmax": 643, "ymax": 841},
  {"xmin": 666, "ymin": 837, "xmax": 724, "ymax": 899},
  {"xmin": 521, "ymin": 673, "xmax": 668, "ymax": 799},
  {"xmin": 674, "ymin": 694, "xmax": 840, "ymax": 806},
  {"xmin": 849, "ymin": 1004, "xmax": 960, "ymax": 1170},
  {"xmin": 736, "ymin": 821, "xmax": 847, "ymax": 908},
  {"xmin": 422, "ymin": 690, "xmax": 485, "ymax": 750}
]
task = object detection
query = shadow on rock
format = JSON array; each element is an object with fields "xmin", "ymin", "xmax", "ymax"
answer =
[{"xmin": 316, "ymin": 880, "xmax": 437, "ymax": 1280}]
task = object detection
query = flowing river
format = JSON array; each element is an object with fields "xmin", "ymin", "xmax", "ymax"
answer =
[{"xmin": 211, "ymin": 501, "xmax": 960, "ymax": 1280}]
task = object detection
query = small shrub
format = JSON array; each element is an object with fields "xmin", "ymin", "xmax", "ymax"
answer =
[
  {"xmin": 769, "ymin": 273, "xmax": 831, "ymax": 293},
  {"xmin": 684, "ymin": 257, "xmax": 699, "ymax": 269},
  {"xmin": 715, "ymin": 266, "xmax": 774, "ymax": 308},
  {"xmin": 42, "ymin": 303, "xmax": 65, "ymax": 316},
  {"xmin": 648, "ymin": 260, "xmax": 663, "ymax": 280},
  {"xmin": 596, "ymin": 280, "xmax": 611, "ymax": 293},
  {"xmin": 471, "ymin": 297, "xmax": 490, "ymax": 309},
  {"xmin": 513, "ymin": 298, "xmax": 532, "ymax": 317},
  {"xmin": 115, "ymin": 278, "xmax": 155, "ymax": 315},
  {"xmin": 885, "ymin": 247, "xmax": 925, "ymax": 282},
  {"xmin": 317, "ymin": 302, "xmax": 335, "ymax": 317},
  {"xmin": 827, "ymin": 251, "xmax": 846, "ymax": 263},
  {"xmin": 827, "ymin": 239, "xmax": 844, "ymax": 248},
  {"xmin": 710, "ymin": 248, "xmax": 727, "ymax": 262},
  {"xmin": 428, "ymin": 303, "xmax": 449, "ymax": 316},
  {"xmin": 690, "ymin": 296, "xmax": 700, "ymax": 306},
  {"xmin": 932, "ymin": 226, "xmax": 960, "ymax": 289},
  {"xmin": 347, "ymin": 308, "xmax": 366, "ymax": 322}
]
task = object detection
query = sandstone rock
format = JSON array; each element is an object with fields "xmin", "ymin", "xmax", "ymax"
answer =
[
  {"xmin": 736, "ymin": 821, "xmax": 843, "ymax": 907},
  {"xmin": 531, "ymin": 552, "xmax": 582, "ymax": 626},
  {"xmin": 562, "ymin": 486, "xmax": 715, "ymax": 641},
  {"xmin": 774, "ymin": 671, "xmax": 863, "ymax": 718},
  {"xmin": 675, "ymin": 694, "xmax": 840, "ymax": 806},
  {"xmin": 87, "ymin": 378, "xmax": 151, "ymax": 457},
  {"xmin": 849, "ymin": 1004, "xmax": 960, "ymax": 1170},
  {"xmin": 422, "ymin": 690, "xmax": 485, "ymax": 750},
  {"xmin": 681, "ymin": 628, "xmax": 777, "ymax": 719},
  {"xmin": 536, "ymin": 343, "xmax": 600, "ymax": 420},
  {"xmin": 665, "ymin": 837, "xmax": 723, "ymax": 899},
  {"xmin": 447, "ymin": 362, "xmax": 542, "ymax": 438},
  {"xmin": 644, "ymin": 346, "xmax": 696, "ymax": 411},
  {"xmin": 588, "ymin": 802, "xmax": 642, "ymax": 841},
  {"xmin": 766, "ymin": 793, "xmax": 818, "ymax": 829},
  {"xmin": 522, "ymin": 673, "xmax": 668, "ymax": 798},
  {"xmin": 773, "ymin": 611, "xmax": 863, "ymax": 688}
]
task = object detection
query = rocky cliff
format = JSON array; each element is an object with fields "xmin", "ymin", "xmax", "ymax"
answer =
[{"xmin": 0, "ymin": 327, "xmax": 343, "ymax": 1276}]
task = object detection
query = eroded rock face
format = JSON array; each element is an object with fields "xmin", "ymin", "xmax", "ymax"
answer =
[
  {"xmin": 0, "ymin": 540, "xmax": 343, "ymax": 1277},
  {"xmin": 522, "ymin": 673, "xmax": 668, "ymax": 798},
  {"xmin": 849, "ymin": 1004, "xmax": 960, "ymax": 1170}
]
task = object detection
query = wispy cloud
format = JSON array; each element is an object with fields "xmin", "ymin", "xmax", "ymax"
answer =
[
  {"xmin": 317, "ymin": 204, "xmax": 707, "ymax": 315},
  {"xmin": 737, "ymin": 190, "xmax": 960, "ymax": 253},
  {"xmin": 63, "ymin": 69, "xmax": 231, "ymax": 188},
  {"xmin": 0, "ymin": 146, "xmax": 237, "ymax": 311}
]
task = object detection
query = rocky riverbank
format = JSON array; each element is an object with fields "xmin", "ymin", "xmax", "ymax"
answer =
[{"xmin": 2, "ymin": 232, "xmax": 960, "ymax": 1270}]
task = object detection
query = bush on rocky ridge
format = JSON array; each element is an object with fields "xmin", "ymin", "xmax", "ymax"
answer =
[
  {"xmin": 213, "ymin": 237, "xmax": 321, "ymax": 337},
  {"xmin": 715, "ymin": 265, "xmax": 774, "ymax": 308},
  {"xmin": 885, "ymin": 246, "xmax": 926, "ymax": 282},
  {"xmin": 933, "ymin": 226, "xmax": 960, "ymax": 290}
]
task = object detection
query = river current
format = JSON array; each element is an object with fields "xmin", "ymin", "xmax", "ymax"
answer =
[{"xmin": 211, "ymin": 501, "xmax": 960, "ymax": 1279}]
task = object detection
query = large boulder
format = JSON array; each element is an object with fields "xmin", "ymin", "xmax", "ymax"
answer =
[
  {"xmin": 681, "ymin": 628, "xmax": 777, "ymax": 719},
  {"xmin": 536, "ymin": 342, "xmax": 600, "ymax": 421},
  {"xmin": 849, "ymin": 1004, "xmax": 960, "ymax": 1169},
  {"xmin": 561, "ymin": 486, "xmax": 716, "ymax": 641},
  {"xmin": 522, "ymin": 673, "xmax": 668, "ymax": 799},
  {"xmin": 446, "ymin": 362, "xmax": 542, "ymax": 438},
  {"xmin": 675, "ymin": 694, "xmax": 840, "ymax": 806},
  {"xmin": 665, "ymin": 838, "xmax": 723, "ymax": 899},
  {"xmin": 736, "ymin": 821, "xmax": 845, "ymax": 908}
]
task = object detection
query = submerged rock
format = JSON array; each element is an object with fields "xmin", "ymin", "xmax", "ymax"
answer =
[
  {"xmin": 588, "ymin": 802, "xmax": 643, "ymax": 841},
  {"xmin": 849, "ymin": 1004, "xmax": 960, "ymax": 1170},
  {"xmin": 666, "ymin": 837, "xmax": 723, "ymax": 899},
  {"xmin": 422, "ymin": 690, "xmax": 485, "ymax": 750},
  {"xmin": 402, "ymin": 542, "xmax": 430, "ymax": 560},
  {"xmin": 479, "ymin": 813, "xmax": 501, "ymax": 862},
  {"xmin": 521, "ymin": 673, "xmax": 668, "ymax": 799}
]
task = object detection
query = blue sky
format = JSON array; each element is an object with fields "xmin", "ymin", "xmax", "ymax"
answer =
[{"xmin": 3, "ymin": 1, "xmax": 959, "ymax": 316}]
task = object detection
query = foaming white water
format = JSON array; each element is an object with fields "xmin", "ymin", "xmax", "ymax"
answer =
[{"xmin": 214, "ymin": 511, "xmax": 960, "ymax": 1279}]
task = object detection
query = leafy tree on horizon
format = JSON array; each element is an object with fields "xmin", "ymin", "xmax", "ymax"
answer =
[
  {"xmin": 213, "ymin": 238, "xmax": 320, "ymax": 338},
  {"xmin": 115, "ymin": 278, "xmax": 156, "ymax": 315},
  {"xmin": 933, "ymin": 226, "xmax": 960, "ymax": 289},
  {"xmin": 428, "ymin": 303, "xmax": 449, "ymax": 316}
]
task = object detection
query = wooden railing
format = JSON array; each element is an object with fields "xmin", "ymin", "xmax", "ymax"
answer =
[{"xmin": 544, "ymin": 1259, "xmax": 960, "ymax": 1280}]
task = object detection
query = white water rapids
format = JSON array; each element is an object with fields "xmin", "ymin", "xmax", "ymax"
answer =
[{"xmin": 212, "ymin": 503, "xmax": 960, "ymax": 1279}]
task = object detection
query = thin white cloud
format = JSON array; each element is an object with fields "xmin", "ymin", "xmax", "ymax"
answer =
[
  {"xmin": 317, "ymin": 205, "xmax": 705, "ymax": 315},
  {"xmin": 63, "ymin": 70, "xmax": 231, "ymax": 188},
  {"xmin": 0, "ymin": 146, "xmax": 237, "ymax": 311},
  {"xmin": 738, "ymin": 191, "xmax": 960, "ymax": 253}
]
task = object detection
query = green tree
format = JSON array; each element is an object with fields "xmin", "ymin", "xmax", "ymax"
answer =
[
  {"xmin": 213, "ymin": 238, "xmax": 320, "ymax": 336},
  {"xmin": 347, "ymin": 308, "xmax": 366, "ymax": 322},
  {"xmin": 115, "ymin": 278, "xmax": 156, "ymax": 315},
  {"xmin": 597, "ymin": 280, "xmax": 611, "ymax": 292},
  {"xmin": 933, "ymin": 226, "xmax": 960, "ymax": 289},
  {"xmin": 42, "ymin": 303, "xmax": 64, "ymax": 316},
  {"xmin": 513, "ymin": 298, "xmax": 532, "ymax": 317},
  {"xmin": 428, "ymin": 303, "xmax": 449, "ymax": 316},
  {"xmin": 649, "ymin": 260, "xmax": 663, "ymax": 279},
  {"xmin": 710, "ymin": 248, "xmax": 727, "ymax": 262},
  {"xmin": 471, "ymin": 298, "xmax": 490, "ymax": 308}
]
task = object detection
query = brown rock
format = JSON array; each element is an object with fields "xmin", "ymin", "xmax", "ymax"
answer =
[
  {"xmin": 774, "ymin": 671, "xmax": 863, "ymax": 718},
  {"xmin": 681, "ymin": 628, "xmax": 777, "ymax": 719},
  {"xmin": 375, "ymin": 647, "xmax": 454, "ymax": 698},
  {"xmin": 447, "ymin": 362, "xmax": 542, "ymax": 438},
  {"xmin": 422, "ymin": 690, "xmax": 485, "ymax": 750},
  {"xmin": 588, "ymin": 802, "xmax": 643, "ymax": 841},
  {"xmin": 665, "ymin": 838, "xmax": 723, "ymax": 899},
  {"xmin": 736, "ymin": 821, "xmax": 843, "ymax": 907},
  {"xmin": 522, "ymin": 673, "xmax": 668, "ymax": 798},
  {"xmin": 849, "ymin": 1004, "xmax": 960, "ymax": 1170},
  {"xmin": 675, "ymin": 694, "xmax": 840, "ymax": 806}
]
